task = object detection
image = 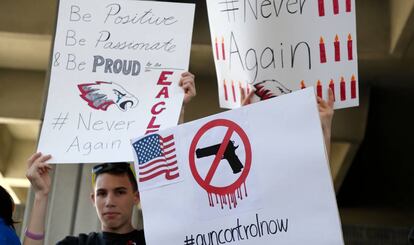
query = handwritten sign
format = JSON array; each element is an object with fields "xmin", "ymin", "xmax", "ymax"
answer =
[
  {"xmin": 136, "ymin": 89, "xmax": 344, "ymax": 245},
  {"xmin": 207, "ymin": 0, "xmax": 358, "ymax": 109},
  {"xmin": 37, "ymin": 0, "xmax": 195, "ymax": 163}
]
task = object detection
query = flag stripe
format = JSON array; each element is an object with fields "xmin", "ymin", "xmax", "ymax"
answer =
[
  {"xmin": 163, "ymin": 148, "xmax": 176, "ymax": 156},
  {"xmin": 163, "ymin": 142, "xmax": 175, "ymax": 149},
  {"xmin": 161, "ymin": 135, "xmax": 174, "ymax": 142},
  {"xmin": 139, "ymin": 167, "xmax": 179, "ymax": 182},
  {"xmin": 139, "ymin": 160, "xmax": 178, "ymax": 175},
  {"xmin": 165, "ymin": 154, "xmax": 176, "ymax": 161},
  {"xmin": 139, "ymin": 158, "xmax": 167, "ymax": 170}
]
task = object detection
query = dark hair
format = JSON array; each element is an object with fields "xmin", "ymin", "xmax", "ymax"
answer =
[
  {"xmin": 92, "ymin": 162, "xmax": 138, "ymax": 192},
  {"xmin": 0, "ymin": 185, "xmax": 16, "ymax": 230}
]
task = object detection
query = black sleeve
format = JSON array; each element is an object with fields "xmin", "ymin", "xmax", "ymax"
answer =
[
  {"xmin": 56, "ymin": 234, "xmax": 95, "ymax": 245},
  {"xmin": 56, "ymin": 236, "xmax": 80, "ymax": 245}
]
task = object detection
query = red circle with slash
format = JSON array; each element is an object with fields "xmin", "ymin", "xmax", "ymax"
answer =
[{"xmin": 188, "ymin": 119, "xmax": 252, "ymax": 195}]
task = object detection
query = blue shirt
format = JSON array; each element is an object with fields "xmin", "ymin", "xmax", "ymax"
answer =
[{"xmin": 0, "ymin": 217, "xmax": 21, "ymax": 245}]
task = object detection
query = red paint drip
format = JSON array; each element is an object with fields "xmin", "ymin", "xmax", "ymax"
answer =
[{"xmin": 206, "ymin": 182, "xmax": 248, "ymax": 209}]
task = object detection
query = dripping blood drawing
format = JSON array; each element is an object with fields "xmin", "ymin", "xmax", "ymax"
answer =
[{"xmin": 189, "ymin": 119, "xmax": 252, "ymax": 210}]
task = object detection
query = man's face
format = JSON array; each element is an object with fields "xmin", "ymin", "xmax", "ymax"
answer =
[{"xmin": 91, "ymin": 173, "xmax": 139, "ymax": 233}]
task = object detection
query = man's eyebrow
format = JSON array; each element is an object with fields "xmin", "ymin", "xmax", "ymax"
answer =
[{"xmin": 114, "ymin": 187, "xmax": 128, "ymax": 191}]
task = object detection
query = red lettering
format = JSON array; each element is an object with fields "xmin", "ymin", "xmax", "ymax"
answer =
[
  {"xmin": 157, "ymin": 71, "xmax": 173, "ymax": 85},
  {"xmin": 151, "ymin": 101, "xmax": 166, "ymax": 115},
  {"xmin": 146, "ymin": 116, "xmax": 160, "ymax": 130},
  {"xmin": 156, "ymin": 87, "xmax": 170, "ymax": 99}
]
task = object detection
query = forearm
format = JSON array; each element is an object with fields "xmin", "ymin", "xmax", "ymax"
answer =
[
  {"xmin": 23, "ymin": 193, "xmax": 49, "ymax": 245},
  {"xmin": 323, "ymin": 128, "xmax": 331, "ymax": 158},
  {"xmin": 178, "ymin": 106, "xmax": 185, "ymax": 124}
]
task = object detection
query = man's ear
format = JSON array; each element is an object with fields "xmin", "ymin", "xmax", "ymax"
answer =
[
  {"xmin": 90, "ymin": 192, "xmax": 96, "ymax": 206},
  {"xmin": 133, "ymin": 191, "xmax": 140, "ymax": 205}
]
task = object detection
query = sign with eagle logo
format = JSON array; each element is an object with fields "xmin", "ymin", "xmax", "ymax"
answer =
[
  {"xmin": 206, "ymin": 0, "xmax": 359, "ymax": 109},
  {"xmin": 37, "ymin": 0, "xmax": 195, "ymax": 163}
]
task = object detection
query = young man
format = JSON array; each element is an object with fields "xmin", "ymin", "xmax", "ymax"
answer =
[
  {"xmin": 65, "ymin": 162, "xmax": 142, "ymax": 244},
  {"xmin": 25, "ymin": 160, "xmax": 144, "ymax": 245},
  {"xmin": 23, "ymin": 72, "xmax": 196, "ymax": 245}
]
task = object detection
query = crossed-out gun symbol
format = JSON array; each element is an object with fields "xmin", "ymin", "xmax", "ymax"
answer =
[{"xmin": 195, "ymin": 140, "xmax": 244, "ymax": 174}]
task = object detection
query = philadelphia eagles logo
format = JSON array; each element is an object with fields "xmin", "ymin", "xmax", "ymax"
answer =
[{"xmin": 77, "ymin": 81, "xmax": 139, "ymax": 112}]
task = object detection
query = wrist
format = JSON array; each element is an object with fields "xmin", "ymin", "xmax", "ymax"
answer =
[{"xmin": 34, "ymin": 191, "xmax": 49, "ymax": 201}]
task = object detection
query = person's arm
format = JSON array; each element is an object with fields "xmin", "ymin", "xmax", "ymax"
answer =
[
  {"xmin": 178, "ymin": 72, "xmax": 196, "ymax": 124},
  {"xmin": 24, "ymin": 153, "xmax": 52, "ymax": 245},
  {"xmin": 317, "ymin": 88, "xmax": 334, "ymax": 157}
]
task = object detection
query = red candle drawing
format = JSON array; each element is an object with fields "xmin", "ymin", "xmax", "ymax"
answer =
[
  {"xmin": 340, "ymin": 76, "xmax": 346, "ymax": 101},
  {"xmin": 246, "ymin": 81, "xmax": 250, "ymax": 94},
  {"xmin": 222, "ymin": 37, "xmax": 226, "ymax": 60},
  {"xmin": 320, "ymin": 37, "xmax": 327, "ymax": 63},
  {"xmin": 223, "ymin": 79, "xmax": 228, "ymax": 101},
  {"xmin": 231, "ymin": 80, "xmax": 236, "ymax": 102},
  {"xmin": 347, "ymin": 34, "xmax": 353, "ymax": 60},
  {"xmin": 215, "ymin": 37, "xmax": 220, "ymax": 60},
  {"xmin": 346, "ymin": 0, "xmax": 351, "ymax": 12},
  {"xmin": 238, "ymin": 81, "xmax": 243, "ymax": 98},
  {"xmin": 351, "ymin": 75, "xmax": 357, "ymax": 99},
  {"xmin": 333, "ymin": 0, "xmax": 339, "ymax": 14},
  {"xmin": 317, "ymin": 80, "xmax": 323, "ymax": 98},
  {"xmin": 318, "ymin": 0, "xmax": 325, "ymax": 16},
  {"xmin": 300, "ymin": 80, "xmax": 306, "ymax": 89},
  {"xmin": 334, "ymin": 35, "xmax": 340, "ymax": 62},
  {"xmin": 329, "ymin": 79, "xmax": 336, "ymax": 101}
]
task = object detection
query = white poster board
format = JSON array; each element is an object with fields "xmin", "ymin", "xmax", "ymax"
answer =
[
  {"xmin": 37, "ymin": 0, "xmax": 195, "ymax": 163},
  {"xmin": 207, "ymin": 0, "xmax": 359, "ymax": 109},
  {"xmin": 132, "ymin": 88, "xmax": 344, "ymax": 245}
]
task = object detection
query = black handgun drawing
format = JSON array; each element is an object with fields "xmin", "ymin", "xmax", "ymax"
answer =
[{"xmin": 196, "ymin": 140, "xmax": 244, "ymax": 174}]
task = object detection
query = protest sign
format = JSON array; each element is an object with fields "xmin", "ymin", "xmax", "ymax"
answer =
[
  {"xmin": 37, "ymin": 0, "xmax": 195, "ymax": 163},
  {"xmin": 207, "ymin": 0, "xmax": 359, "ymax": 109},
  {"xmin": 132, "ymin": 88, "xmax": 344, "ymax": 244}
]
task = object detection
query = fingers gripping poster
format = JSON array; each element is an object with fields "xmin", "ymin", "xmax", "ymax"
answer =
[
  {"xmin": 207, "ymin": 0, "xmax": 359, "ymax": 109},
  {"xmin": 37, "ymin": 0, "xmax": 195, "ymax": 163},
  {"xmin": 133, "ymin": 89, "xmax": 344, "ymax": 245}
]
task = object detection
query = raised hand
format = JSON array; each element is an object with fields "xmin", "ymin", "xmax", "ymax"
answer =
[
  {"xmin": 179, "ymin": 72, "xmax": 196, "ymax": 105},
  {"xmin": 26, "ymin": 153, "xmax": 52, "ymax": 196}
]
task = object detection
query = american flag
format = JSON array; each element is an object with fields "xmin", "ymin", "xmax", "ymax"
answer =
[{"xmin": 133, "ymin": 134, "xmax": 179, "ymax": 183}]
